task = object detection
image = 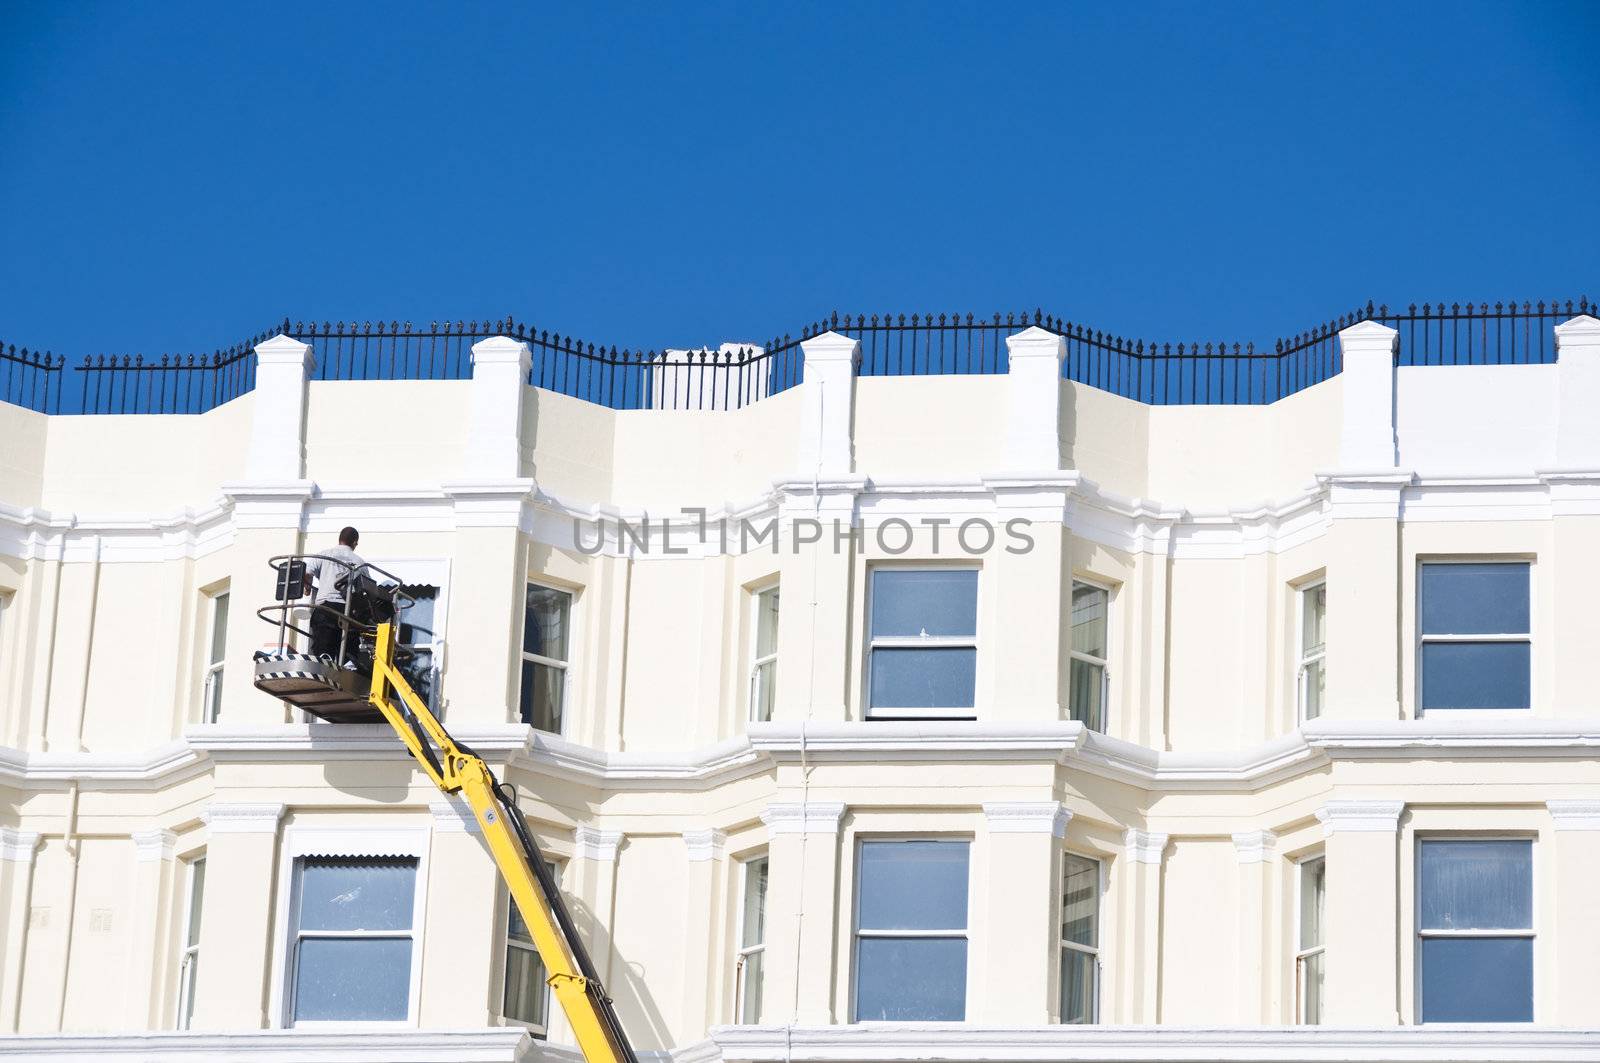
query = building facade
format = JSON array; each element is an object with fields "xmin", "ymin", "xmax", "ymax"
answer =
[{"xmin": 0, "ymin": 309, "xmax": 1598, "ymax": 1062}]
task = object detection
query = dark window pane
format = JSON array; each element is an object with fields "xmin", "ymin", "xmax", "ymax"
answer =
[
  {"xmin": 855, "ymin": 937, "xmax": 966, "ymax": 1020},
  {"xmin": 870, "ymin": 570, "xmax": 978, "ymax": 638},
  {"xmin": 858, "ymin": 841, "xmax": 969, "ymax": 930},
  {"xmin": 1069, "ymin": 658, "xmax": 1104, "ymax": 732},
  {"xmin": 1061, "ymin": 855, "xmax": 1098, "ymax": 948},
  {"xmin": 869, "ymin": 647, "xmax": 976, "ymax": 709},
  {"xmin": 503, "ymin": 944, "xmax": 547, "ymax": 1026},
  {"xmin": 1420, "ymin": 563, "xmax": 1529, "ymax": 635},
  {"xmin": 1060, "ymin": 948, "xmax": 1095, "ymax": 1024},
  {"xmin": 524, "ymin": 586, "xmax": 571, "ymax": 660},
  {"xmin": 296, "ymin": 858, "xmax": 417, "ymax": 932},
  {"xmin": 1420, "ymin": 937, "xmax": 1532, "ymax": 1022},
  {"xmin": 520, "ymin": 660, "xmax": 564, "ymax": 732},
  {"xmin": 1420, "ymin": 840, "xmax": 1532, "ymax": 930},
  {"xmin": 1070, "ymin": 584, "xmax": 1107, "ymax": 658},
  {"xmin": 293, "ymin": 937, "xmax": 412, "ymax": 1021},
  {"xmin": 1420, "ymin": 642, "xmax": 1529, "ymax": 710}
]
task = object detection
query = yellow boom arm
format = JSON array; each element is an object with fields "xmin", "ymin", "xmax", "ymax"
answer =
[{"xmin": 366, "ymin": 622, "xmax": 636, "ymax": 1063}]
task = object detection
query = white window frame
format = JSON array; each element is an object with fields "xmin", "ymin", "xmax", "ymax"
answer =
[
  {"xmin": 1415, "ymin": 558, "xmax": 1533, "ymax": 719},
  {"xmin": 370, "ymin": 558, "xmax": 452, "ymax": 714},
  {"xmin": 500, "ymin": 860, "xmax": 562, "ymax": 1035},
  {"xmin": 1058, "ymin": 852, "xmax": 1102, "ymax": 1024},
  {"xmin": 1295, "ymin": 854, "xmax": 1325, "ymax": 1024},
  {"xmin": 521, "ymin": 581, "xmax": 574, "ymax": 735},
  {"xmin": 201, "ymin": 589, "xmax": 229, "ymax": 724},
  {"xmin": 1414, "ymin": 834, "xmax": 1536, "ymax": 1025},
  {"xmin": 865, "ymin": 565, "xmax": 980, "ymax": 721},
  {"xmin": 1296, "ymin": 580, "xmax": 1327, "ymax": 724},
  {"xmin": 748, "ymin": 583, "xmax": 780, "ymax": 723},
  {"xmin": 850, "ymin": 835, "xmax": 972, "ymax": 1022},
  {"xmin": 1068, "ymin": 578, "xmax": 1112, "ymax": 734},
  {"xmin": 176, "ymin": 855, "xmax": 205, "ymax": 1030},
  {"xmin": 734, "ymin": 854, "xmax": 769, "ymax": 1023},
  {"xmin": 270, "ymin": 828, "xmax": 430, "ymax": 1029}
]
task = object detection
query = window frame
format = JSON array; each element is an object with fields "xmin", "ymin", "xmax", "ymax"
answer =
[
  {"xmin": 864, "ymin": 564, "xmax": 981, "ymax": 721},
  {"xmin": 1295, "ymin": 854, "xmax": 1326, "ymax": 1025},
  {"xmin": 748, "ymin": 583, "xmax": 780, "ymax": 724},
  {"xmin": 1058, "ymin": 851, "xmax": 1102, "ymax": 1024},
  {"xmin": 369, "ymin": 557, "xmax": 453, "ymax": 715},
  {"xmin": 1296, "ymin": 580, "xmax": 1327, "ymax": 724},
  {"xmin": 176, "ymin": 855, "xmax": 206, "ymax": 1030},
  {"xmin": 733, "ymin": 854, "xmax": 769, "ymax": 1024},
  {"xmin": 1068, "ymin": 577, "xmax": 1112, "ymax": 734},
  {"xmin": 849, "ymin": 835, "xmax": 973, "ymax": 1022},
  {"xmin": 520, "ymin": 581, "xmax": 575, "ymax": 735},
  {"xmin": 1415, "ymin": 558, "xmax": 1533, "ymax": 718},
  {"xmin": 201, "ymin": 589, "xmax": 229, "ymax": 724},
  {"xmin": 270, "ymin": 828, "xmax": 430, "ymax": 1029},
  {"xmin": 500, "ymin": 860, "xmax": 563, "ymax": 1034},
  {"xmin": 1413, "ymin": 833, "xmax": 1536, "ymax": 1024}
]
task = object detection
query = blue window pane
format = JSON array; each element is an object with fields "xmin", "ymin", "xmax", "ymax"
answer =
[
  {"xmin": 858, "ymin": 841, "xmax": 969, "ymax": 930},
  {"xmin": 870, "ymin": 570, "xmax": 978, "ymax": 638},
  {"xmin": 293, "ymin": 937, "xmax": 413, "ymax": 1020},
  {"xmin": 1420, "ymin": 840, "xmax": 1531, "ymax": 930},
  {"xmin": 869, "ymin": 648, "xmax": 976, "ymax": 709},
  {"xmin": 1420, "ymin": 563, "xmax": 1529, "ymax": 635},
  {"xmin": 1420, "ymin": 937, "xmax": 1532, "ymax": 1023},
  {"xmin": 855, "ymin": 937, "xmax": 966, "ymax": 1020},
  {"xmin": 297, "ymin": 858, "xmax": 417, "ymax": 932},
  {"xmin": 1420, "ymin": 642, "xmax": 1529, "ymax": 710}
]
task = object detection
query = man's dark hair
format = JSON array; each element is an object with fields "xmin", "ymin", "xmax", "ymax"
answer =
[{"xmin": 339, "ymin": 526, "xmax": 360, "ymax": 547}]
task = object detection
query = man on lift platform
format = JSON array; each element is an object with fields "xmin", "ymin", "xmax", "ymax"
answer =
[{"xmin": 304, "ymin": 525, "xmax": 365, "ymax": 666}]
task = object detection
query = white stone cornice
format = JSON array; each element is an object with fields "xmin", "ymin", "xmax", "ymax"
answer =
[
  {"xmin": 429, "ymin": 797, "xmax": 482, "ymax": 834},
  {"xmin": 1547, "ymin": 799, "xmax": 1600, "ymax": 830},
  {"xmin": 0, "ymin": 1028, "xmax": 534, "ymax": 1061},
  {"xmin": 1316, "ymin": 799, "xmax": 1405, "ymax": 836},
  {"xmin": 682, "ymin": 829, "xmax": 728, "ymax": 861},
  {"xmin": 797, "ymin": 331, "xmax": 861, "ymax": 365},
  {"xmin": 0, "ymin": 828, "xmax": 42, "ymax": 863},
  {"xmin": 572, "ymin": 826, "xmax": 623, "ymax": 862},
  {"xmin": 219, "ymin": 481, "xmax": 315, "ymax": 530},
  {"xmin": 254, "ymin": 333, "xmax": 315, "ymax": 368},
  {"xmin": 1123, "ymin": 829, "xmax": 1168, "ymax": 865},
  {"xmin": 469, "ymin": 334, "xmax": 534, "ymax": 368},
  {"xmin": 760, "ymin": 801, "xmax": 847, "ymax": 836},
  {"xmin": 132, "ymin": 828, "xmax": 177, "ymax": 862},
  {"xmin": 1231, "ymin": 830, "xmax": 1277, "ymax": 863},
  {"xmin": 201, "ymin": 802, "xmax": 286, "ymax": 834},
  {"xmin": 1553, "ymin": 313, "xmax": 1600, "ymax": 349},
  {"xmin": 982, "ymin": 802, "xmax": 1070, "ymax": 838},
  {"xmin": 749, "ymin": 721, "xmax": 1085, "ymax": 764}
]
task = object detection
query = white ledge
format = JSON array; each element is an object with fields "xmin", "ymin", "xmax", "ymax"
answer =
[
  {"xmin": 708, "ymin": 1023, "xmax": 1600, "ymax": 1063},
  {"xmin": 0, "ymin": 1028, "xmax": 534, "ymax": 1062}
]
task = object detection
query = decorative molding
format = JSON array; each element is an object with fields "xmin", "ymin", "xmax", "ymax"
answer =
[
  {"xmin": 1230, "ymin": 830, "xmax": 1277, "ymax": 863},
  {"xmin": 1547, "ymin": 799, "xmax": 1600, "ymax": 831},
  {"xmin": 982, "ymin": 801, "xmax": 1070, "ymax": 838},
  {"xmin": 200, "ymin": 802, "xmax": 286, "ymax": 834},
  {"xmin": 682, "ymin": 829, "xmax": 728, "ymax": 862},
  {"xmin": 0, "ymin": 828, "xmax": 42, "ymax": 863},
  {"xmin": 760, "ymin": 801, "xmax": 847, "ymax": 836},
  {"xmin": 429, "ymin": 797, "xmax": 482, "ymax": 834},
  {"xmin": 573, "ymin": 826, "xmax": 623, "ymax": 862},
  {"xmin": 1123, "ymin": 829, "xmax": 1168, "ymax": 865},
  {"xmin": 132, "ymin": 828, "xmax": 177, "ymax": 862},
  {"xmin": 0, "ymin": 1027, "xmax": 535, "ymax": 1061},
  {"xmin": 707, "ymin": 1023, "xmax": 1600, "ymax": 1063},
  {"xmin": 1316, "ymin": 799, "xmax": 1405, "ymax": 836}
]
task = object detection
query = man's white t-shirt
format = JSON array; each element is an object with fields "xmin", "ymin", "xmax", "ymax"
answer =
[{"xmin": 306, "ymin": 545, "xmax": 366, "ymax": 606}]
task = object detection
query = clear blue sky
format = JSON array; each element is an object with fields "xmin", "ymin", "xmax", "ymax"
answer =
[{"xmin": 1, "ymin": 2, "xmax": 1595, "ymax": 359}]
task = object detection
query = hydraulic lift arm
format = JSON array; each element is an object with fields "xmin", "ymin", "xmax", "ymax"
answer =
[{"xmin": 365, "ymin": 621, "xmax": 638, "ymax": 1063}]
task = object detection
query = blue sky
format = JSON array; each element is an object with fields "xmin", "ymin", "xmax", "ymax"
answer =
[{"xmin": 0, "ymin": 3, "xmax": 1595, "ymax": 359}]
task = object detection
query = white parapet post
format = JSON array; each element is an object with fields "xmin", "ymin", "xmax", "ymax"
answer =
[
  {"xmin": 796, "ymin": 332, "xmax": 860, "ymax": 477},
  {"xmin": 463, "ymin": 335, "xmax": 534, "ymax": 479},
  {"xmin": 244, "ymin": 334, "xmax": 315, "ymax": 482},
  {"xmin": 1004, "ymin": 325, "xmax": 1068, "ymax": 471},
  {"xmin": 1336, "ymin": 320, "xmax": 1399, "ymax": 470},
  {"xmin": 1554, "ymin": 314, "xmax": 1600, "ymax": 467}
]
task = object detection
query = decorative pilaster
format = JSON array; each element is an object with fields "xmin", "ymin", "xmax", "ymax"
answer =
[
  {"xmin": 1336, "ymin": 320, "xmax": 1399, "ymax": 471},
  {"xmin": 1004, "ymin": 326, "xmax": 1067, "ymax": 471},
  {"xmin": 1553, "ymin": 315, "xmax": 1600, "ymax": 467},
  {"xmin": 126, "ymin": 830, "xmax": 178, "ymax": 1027},
  {"xmin": 795, "ymin": 332, "xmax": 860, "ymax": 477},
  {"xmin": 0, "ymin": 829, "xmax": 42, "ymax": 1031},
  {"xmin": 1548, "ymin": 798, "xmax": 1600, "ymax": 1021},
  {"xmin": 244, "ymin": 334, "xmax": 315, "ymax": 482},
  {"xmin": 979, "ymin": 803, "xmax": 1070, "ymax": 1022},
  {"xmin": 760, "ymin": 801, "xmax": 846, "ymax": 1024},
  {"xmin": 566, "ymin": 826, "xmax": 624, "ymax": 991},
  {"xmin": 1317, "ymin": 800, "xmax": 1403, "ymax": 1024},
  {"xmin": 682, "ymin": 829, "xmax": 728, "ymax": 861},
  {"xmin": 1232, "ymin": 830, "xmax": 1278, "ymax": 1022},
  {"xmin": 463, "ymin": 336, "xmax": 534, "ymax": 480},
  {"xmin": 1118, "ymin": 829, "xmax": 1168, "ymax": 1022},
  {"xmin": 429, "ymin": 797, "xmax": 482, "ymax": 834},
  {"xmin": 190, "ymin": 803, "xmax": 284, "ymax": 1030}
]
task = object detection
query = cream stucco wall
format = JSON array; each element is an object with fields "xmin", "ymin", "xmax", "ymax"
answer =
[{"xmin": 2, "ymin": 321, "xmax": 1599, "ymax": 1063}]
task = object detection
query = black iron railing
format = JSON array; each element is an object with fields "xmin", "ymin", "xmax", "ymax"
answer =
[
  {"xmin": 7, "ymin": 297, "xmax": 1593, "ymax": 415},
  {"xmin": 0, "ymin": 343, "xmax": 65, "ymax": 414}
]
